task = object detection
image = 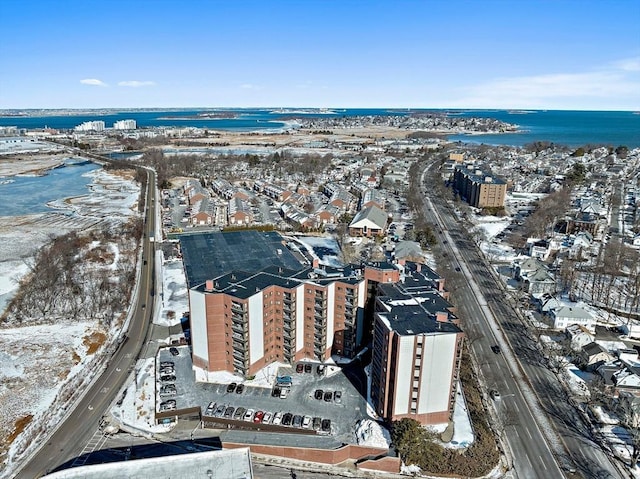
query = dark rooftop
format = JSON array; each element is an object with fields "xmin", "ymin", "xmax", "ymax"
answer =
[
  {"xmin": 180, "ymin": 230, "xmax": 304, "ymax": 288},
  {"xmin": 378, "ymin": 306, "xmax": 461, "ymax": 336}
]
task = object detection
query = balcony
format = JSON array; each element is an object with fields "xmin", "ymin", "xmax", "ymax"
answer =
[
  {"xmin": 232, "ymin": 340, "xmax": 246, "ymax": 352},
  {"xmin": 231, "ymin": 323, "xmax": 247, "ymax": 334},
  {"xmin": 232, "ymin": 332, "xmax": 247, "ymax": 341},
  {"xmin": 283, "ymin": 295, "xmax": 294, "ymax": 304},
  {"xmin": 231, "ymin": 302, "xmax": 245, "ymax": 313},
  {"xmin": 233, "ymin": 350, "xmax": 247, "ymax": 362}
]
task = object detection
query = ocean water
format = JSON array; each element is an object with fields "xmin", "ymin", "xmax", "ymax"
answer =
[
  {"xmin": 0, "ymin": 108, "xmax": 638, "ymax": 148},
  {"xmin": 0, "ymin": 160, "xmax": 99, "ymax": 216}
]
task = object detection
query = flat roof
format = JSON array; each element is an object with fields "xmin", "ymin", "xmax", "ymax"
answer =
[
  {"xmin": 43, "ymin": 448, "xmax": 253, "ymax": 479},
  {"xmin": 180, "ymin": 230, "xmax": 304, "ymax": 288},
  {"xmin": 378, "ymin": 307, "xmax": 461, "ymax": 336}
]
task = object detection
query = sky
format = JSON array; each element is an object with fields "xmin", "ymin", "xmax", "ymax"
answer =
[{"xmin": 0, "ymin": 0, "xmax": 639, "ymax": 110}]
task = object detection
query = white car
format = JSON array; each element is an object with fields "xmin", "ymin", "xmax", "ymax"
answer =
[
  {"xmin": 262, "ymin": 412, "xmax": 273, "ymax": 424},
  {"xmin": 302, "ymin": 416, "xmax": 312, "ymax": 428},
  {"xmin": 272, "ymin": 412, "xmax": 283, "ymax": 425},
  {"xmin": 279, "ymin": 388, "xmax": 290, "ymax": 399},
  {"xmin": 244, "ymin": 408, "xmax": 255, "ymax": 421}
]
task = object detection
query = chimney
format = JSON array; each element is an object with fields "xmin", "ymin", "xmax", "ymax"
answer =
[
  {"xmin": 313, "ymin": 258, "xmax": 319, "ymax": 268},
  {"xmin": 205, "ymin": 280, "xmax": 214, "ymax": 291},
  {"xmin": 416, "ymin": 263, "xmax": 422, "ymax": 272}
]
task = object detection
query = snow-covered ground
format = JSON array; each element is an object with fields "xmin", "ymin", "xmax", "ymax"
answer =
[
  {"xmin": 0, "ymin": 163, "xmax": 140, "ymax": 473},
  {"xmin": 155, "ymin": 257, "xmax": 189, "ymax": 327},
  {"xmin": 354, "ymin": 419, "xmax": 391, "ymax": 449},
  {"xmin": 194, "ymin": 361, "xmax": 287, "ymax": 388},
  {"xmin": 110, "ymin": 358, "xmax": 173, "ymax": 435},
  {"xmin": 293, "ymin": 235, "xmax": 343, "ymax": 268}
]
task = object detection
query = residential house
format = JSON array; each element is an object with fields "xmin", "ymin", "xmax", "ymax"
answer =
[
  {"xmin": 566, "ymin": 324, "xmax": 596, "ymax": 351},
  {"xmin": 349, "ymin": 205, "xmax": 388, "ymax": 237},
  {"xmin": 580, "ymin": 342, "xmax": 614, "ymax": 370},
  {"xmin": 552, "ymin": 304, "xmax": 596, "ymax": 333}
]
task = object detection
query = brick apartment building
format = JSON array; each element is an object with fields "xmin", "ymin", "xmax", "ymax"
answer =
[
  {"xmin": 453, "ymin": 165, "xmax": 506, "ymax": 208},
  {"xmin": 180, "ymin": 231, "xmax": 463, "ymax": 426}
]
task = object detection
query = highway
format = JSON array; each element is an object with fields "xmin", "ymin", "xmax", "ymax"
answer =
[
  {"xmin": 420, "ymin": 161, "xmax": 622, "ymax": 479},
  {"xmin": 14, "ymin": 167, "xmax": 158, "ymax": 479}
]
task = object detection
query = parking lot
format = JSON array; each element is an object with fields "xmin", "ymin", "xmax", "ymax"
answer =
[{"xmin": 155, "ymin": 346, "xmax": 371, "ymax": 447}]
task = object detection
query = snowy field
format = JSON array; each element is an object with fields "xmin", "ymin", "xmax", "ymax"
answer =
[{"xmin": 0, "ymin": 162, "xmax": 140, "ymax": 473}]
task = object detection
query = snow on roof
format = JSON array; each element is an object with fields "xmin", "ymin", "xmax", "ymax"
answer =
[{"xmin": 42, "ymin": 448, "xmax": 254, "ymax": 479}]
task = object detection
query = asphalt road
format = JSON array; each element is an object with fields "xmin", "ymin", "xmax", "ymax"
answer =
[
  {"xmin": 14, "ymin": 168, "xmax": 158, "ymax": 479},
  {"xmin": 420, "ymin": 162, "xmax": 622, "ymax": 479}
]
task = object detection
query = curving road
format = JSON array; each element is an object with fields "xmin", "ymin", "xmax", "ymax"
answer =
[
  {"xmin": 13, "ymin": 167, "xmax": 157, "ymax": 479},
  {"xmin": 420, "ymin": 160, "xmax": 622, "ymax": 479}
]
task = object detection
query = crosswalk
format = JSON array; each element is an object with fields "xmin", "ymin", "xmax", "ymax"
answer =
[{"xmin": 71, "ymin": 429, "xmax": 110, "ymax": 467}]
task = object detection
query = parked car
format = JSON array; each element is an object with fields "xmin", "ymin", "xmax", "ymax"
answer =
[
  {"xmin": 233, "ymin": 407, "xmax": 246, "ymax": 420},
  {"xmin": 224, "ymin": 407, "xmax": 235, "ymax": 418},
  {"xmin": 491, "ymin": 345, "xmax": 501, "ymax": 354},
  {"xmin": 321, "ymin": 419, "xmax": 331, "ymax": 433},
  {"xmin": 244, "ymin": 409, "xmax": 255, "ymax": 421},
  {"xmin": 160, "ymin": 366, "xmax": 175, "ymax": 375},
  {"xmin": 304, "ymin": 364, "xmax": 312, "ymax": 374},
  {"xmin": 160, "ymin": 361, "xmax": 174, "ymax": 368},
  {"xmin": 253, "ymin": 411, "xmax": 265, "ymax": 423},
  {"xmin": 159, "ymin": 400, "xmax": 176, "ymax": 412},
  {"xmin": 226, "ymin": 382, "xmax": 237, "ymax": 393},
  {"xmin": 214, "ymin": 404, "xmax": 226, "ymax": 417},
  {"xmin": 262, "ymin": 411, "xmax": 273, "ymax": 424},
  {"xmin": 293, "ymin": 415, "xmax": 303, "ymax": 427},
  {"xmin": 205, "ymin": 402, "xmax": 216, "ymax": 416},
  {"xmin": 316, "ymin": 365, "xmax": 325, "ymax": 376},
  {"xmin": 160, "ymin": 374, "xmax": 176, "ymax": 382},
  {"xmin": 490, "ymin": 389, "xmax": 501, "ymax": 400},
  {"xmin": 282, "ymin": 413, "xmax": 293, "ymax": 426},
  {"xmin": 302, "ymin": 416, "xmax": 312, "ymax": 428},
  {"xmin": 272, "ymin": 386, "xmax": 281, "ymax": 397},
  {"xmin": 272, "ymin": 412, "xmax": 283, "ymax": 425},
  {"xmin": 314, "ymin": 389, "xmax": 324, "ymax": 400},
  {"xmin": 296, "ymin": 364, "xmax": 304, "ymax": 373},
  {"xmin": 236, "ymin": 384, "xmax": 245, "ymax": 394},
  {"xmin": 160, "ymin": 385, "xmax": 177, "ymax": 397},
  {"xmin": 312, "ymin": 417, "xmax": 322, "ymax": 431},
  {"xmin": 169, "ymin": 347, "xmax": 180, "ymax": 356},
  {"xmin": 280, "ymin": 388, "xmax": 290, "ymax": 399},
  {"xmin": 333, "ymin": 391, "xmax": 342, "ymax": 404},
  {"xmin": 324, "ymin": 391, "xmax": 333, "ymax": 402}
]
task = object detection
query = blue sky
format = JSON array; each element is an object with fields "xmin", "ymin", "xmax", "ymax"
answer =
[{"xmin": 1, "ymin": 0, "xmax": 639, "ymax": 110}]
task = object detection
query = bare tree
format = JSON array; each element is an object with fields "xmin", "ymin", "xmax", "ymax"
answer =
[{"xmin": 618, "ymin": 394, "xmax": 640, "ymax": 467}]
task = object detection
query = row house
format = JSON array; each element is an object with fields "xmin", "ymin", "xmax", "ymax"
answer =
[
  {"xmin": 228, "ymin": 197, "xmax": 253, "ymax": 225},
  {"xmin": 281, "ymin": 203, "xmax": 315, "ymax": 229}
]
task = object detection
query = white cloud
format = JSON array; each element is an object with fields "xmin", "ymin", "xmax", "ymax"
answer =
[
  {"xmin": 449, "ymin": 58, "xmax": 640, "ymax": 110},
  {"xmin": 80, "ymin": 78, "xmax": 107, "ymax": 87},
  {"xmin": 240, "ymin": 83, "xmax": 262, "ymax": 90},
  {"xmin": 118, "ymin": 80, "xmax": 156, "ymax": 87},
  {"xmin": 612, "ymin": 57, "xmax": 640, "ymax": 72}
]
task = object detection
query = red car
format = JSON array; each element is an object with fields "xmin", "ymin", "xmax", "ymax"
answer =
[{"xmin": 253, "ymin": 410, "xmax": 265, "ymax": 423}]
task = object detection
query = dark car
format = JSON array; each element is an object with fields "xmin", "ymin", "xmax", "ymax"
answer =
[
  {"xmin": 169, "ymin": 347, "xmax": 180, "ymax": 356},
  {"xmin": 314, "ymin": 389, "xmax": 324, "ymax": 400},
  {"xmin": 324, "ymin": 391, "xmax": 333, "ymax": 402},
  {"xmin": 282, "ymin": 413, "xmax": 293, "ymax": 426},
  {"xmin": 272, "ymin": 386, "xmax": 281, "ymax": 397},
  {"xmin": 321, "ymin": 419, "xmax": 331, "ymax": 432},
  {"xmin": 223, "ymin": 407, "xmax": 235, "ymax": 418},
  {"xmin": 455, "ymin": 267, "xmax": 461, "ymax": 272},
  {"xmin": 312, "ymin": 417, "xmax": 322, "ymax": 431},
  {"xmin": 233, "ymin": 407, "xmax": 246, "ymax": 420},
  {"xmin": 235, "ymin": 384, "xmax": 245, "ymax": 394},
  {"xmin": 214, "ymin": 404, "xmax": 226, "ymax": 417},
  {"xmin": 160, "ymin": 361, "xmax": 174, "ymax": 368},
  {"xmin": 292, "ymin": 415, "xmax": 303, "ymax": 427},
  {"xmin": 333, "ymin": 391, "xmax": 342, "ymax": 404},
  {"xmin": 160, "ymin": 374, "xmax": 176, "ymax": 382},
  {"xmin": 316, "ymin": 365, "xmax": 325, "ymax": 376},
  {"xmin": 226, "ymin": 382, "xmax": 237, "ymax": 393},
  {"xmin": 491, "ymin": 345, "xmax": 502, "ymax": 354},
  {"xmin": 304, "ymin": 364, "xmax": 312, "ymax": 374},
  {"xmin": 296, "ymin": 364, "xmax": 304, "ymax": 373}
]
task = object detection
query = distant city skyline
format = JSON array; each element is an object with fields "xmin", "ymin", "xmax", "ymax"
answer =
[{"xmin": 1, "ymin": 0, "xmax": 639, "ymax": 111}]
